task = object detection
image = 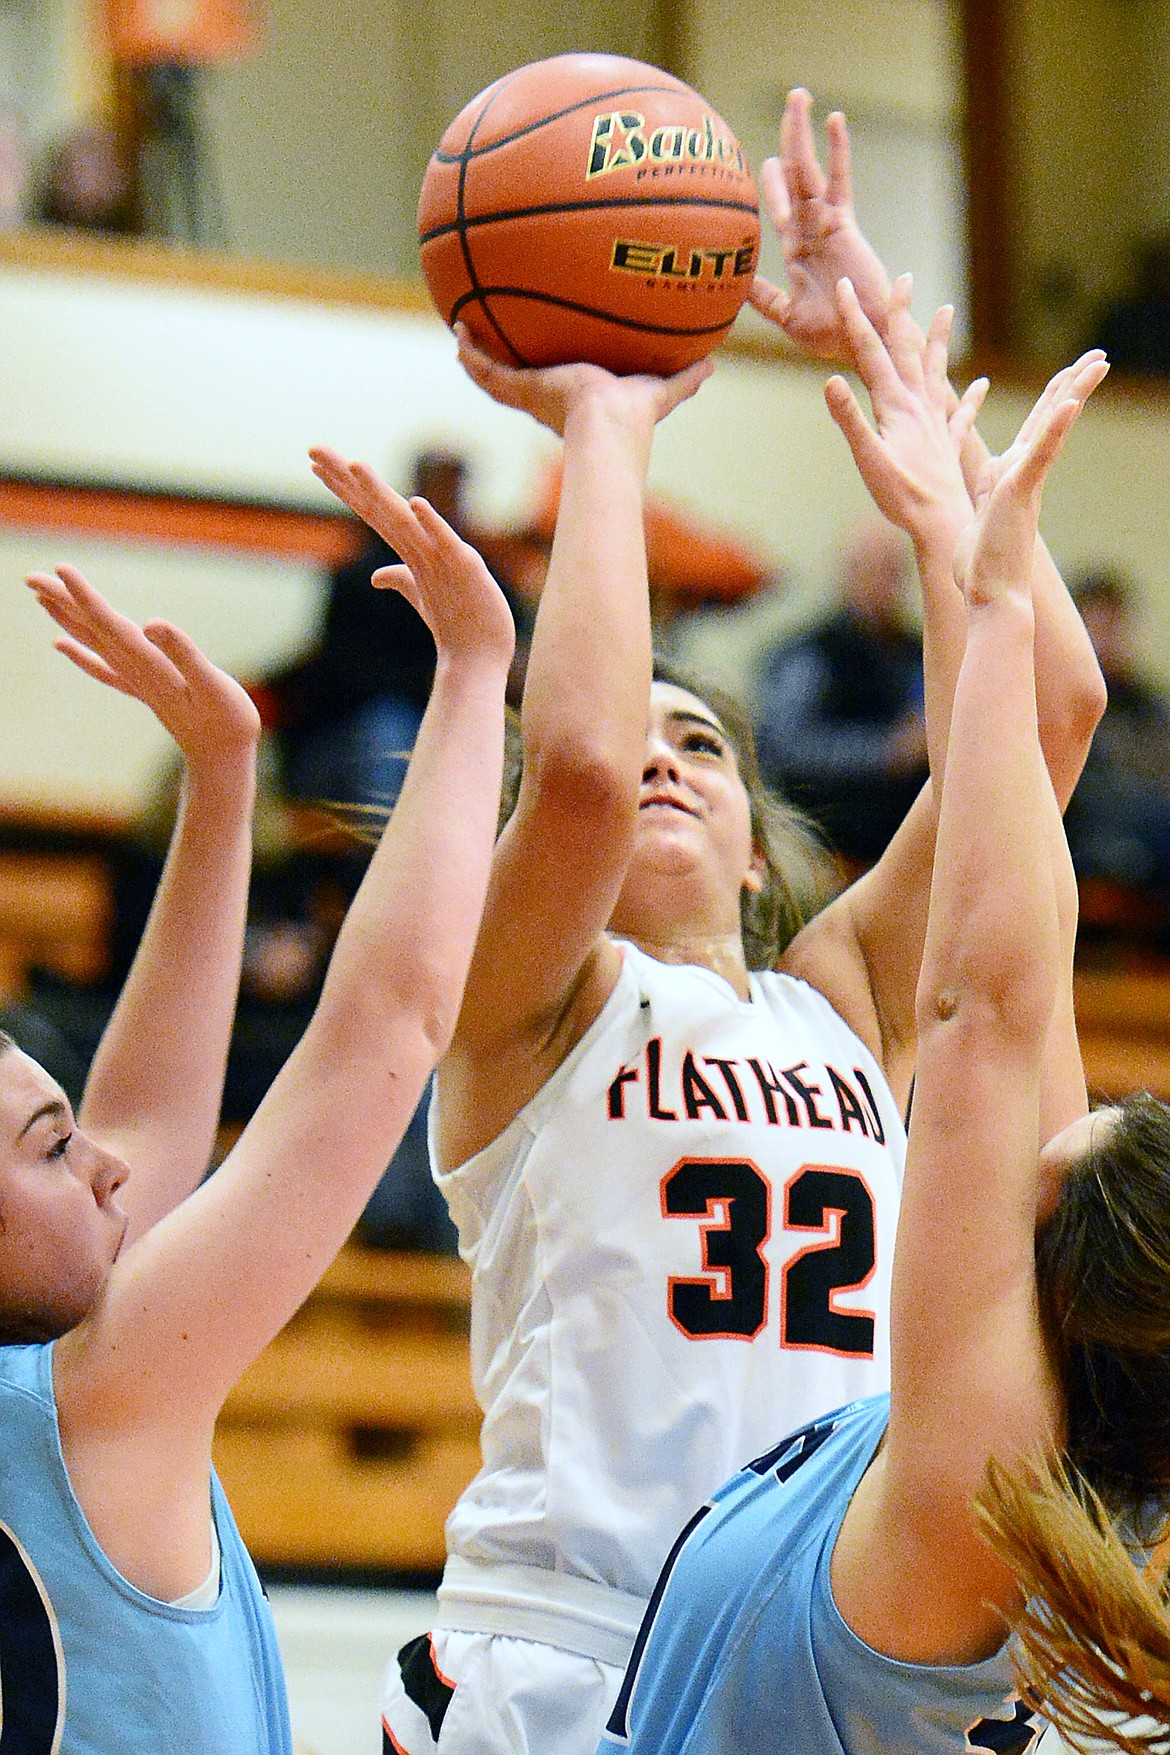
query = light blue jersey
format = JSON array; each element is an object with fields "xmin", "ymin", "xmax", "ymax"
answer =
[
  {"xmin": 602, "ymin": 1396, "xmax": 1044, "ymax": 1755},
  {"xmin": 0, "ymin": 1343, "xmax": 292, "ymax": 1754}
]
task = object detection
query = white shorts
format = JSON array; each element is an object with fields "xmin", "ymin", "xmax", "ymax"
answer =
[{"xmin": 381, "ymin": 1627, "xmax": 624, "ymax": 1755}]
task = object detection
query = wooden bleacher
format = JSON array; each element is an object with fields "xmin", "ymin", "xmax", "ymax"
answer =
[
  {"xmin": 1074, "ymin": 965, "xmax": 1170, "ymax": 1099},
  {"xmin": 214, "ymin": 1246, "xmax": 480, "ymax": 1574},
  {"xmin": 0, "ymin": 841, "xmax": 113, "ymax": 1002},
  {"xmin": 6, "ymin": 828, "xmax": 1170, "ymax": 1570}
]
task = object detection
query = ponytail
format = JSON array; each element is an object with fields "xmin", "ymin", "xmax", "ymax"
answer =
[{"xmin": 976, "ymin": 1452, "xmax": 1170, "ymax": 1754}]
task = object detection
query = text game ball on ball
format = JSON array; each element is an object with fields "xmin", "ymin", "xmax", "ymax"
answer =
[{"xmin": 418, "ymin": 53, "xmax": 760, "ymax": 376}]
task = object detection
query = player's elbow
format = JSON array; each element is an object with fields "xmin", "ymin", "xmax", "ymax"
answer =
[
  {"xmin": 528, "ymin": 733, "xmax": 637, "ymax": 839},
  {"xmin": 1043, "ymin": 661, "xmax": 1107, "ymax": 808},
  {"xmin": 916, "ymin": 967, "xmax": 1055, "ymax": 1059}
]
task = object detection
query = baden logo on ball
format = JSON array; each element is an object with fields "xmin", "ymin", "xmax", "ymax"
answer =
[{"xmin": 418, "ymin": 53, "xmax": 760, "ymax": 376}]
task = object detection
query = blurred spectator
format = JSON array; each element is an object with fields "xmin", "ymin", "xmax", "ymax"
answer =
[
  {"xmin": 33, "ymin": 121, "xmax": 138, "ymax": 235},
  {"xmin": 526, "ymin": 456, "xmax": 771, "ymax": 641},
  {"xmin": 238, "ymin": 448, "xmax": 541, "ymax": 1249},
  {"xmin": 753, "ymin": 518, "xmax": 927, "ymax": 865},
  {"xmin": 1090, "ymin": 234, "xmax": 1170, "ymax": 377},
  {"xmin": 1064, "ymin": 567, "xmax": 1170, "ymax": 893},
  {"xmin": 260, "ymin": 448, "xmax": 532, "ymax": 810}
]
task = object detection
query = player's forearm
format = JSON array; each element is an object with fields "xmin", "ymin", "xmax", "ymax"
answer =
[
  {"xmin": 79, "ymin": 745, "xmax": 256, "ymax": 1226},
  {"xmin": 520, "ymin": 390, "xmax": 654, "ymax": 792},
  {"xmin": 1031, "ymin": 538, "xmax": 1106, "ymax": 806},
  {"xmin": 919, "ymin": 595, "xmax": 1059, "ymax": 1033},
  {"xmin": 317, "ymin": 647, "xmax": 509, "ymax": 1051},
  {"xmin": 913, "ymin": 514, "xmax": 969, "ymax": 788}
]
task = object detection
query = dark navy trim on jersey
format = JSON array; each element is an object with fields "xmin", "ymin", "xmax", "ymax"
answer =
[{"xmin": 398, "ymin": 1633, "xmax": 455, "ymax": 1742}]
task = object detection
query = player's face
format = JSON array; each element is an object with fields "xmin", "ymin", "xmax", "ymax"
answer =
[
  {"xmin": 1035, "ymin": 1104, "xmax": 1121, "ymax": 1225},
  {"xmin": 0, "ymin": 1048, "xmax": 129, "ymax": 1340},
  {"xmin": 616, "ymin": 682, "xmax": 762, "ymax": 928}
]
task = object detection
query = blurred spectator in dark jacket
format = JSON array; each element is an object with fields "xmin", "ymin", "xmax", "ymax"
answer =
[
  {"xmin": 260, "ymin": 449, "xmax": 533, "ymax": 810},
  {"xmin": 34, "ymin": 121, "xmax": 138, "ymax": 235},
  {"xmin": 1064, "ymin": 567, "xmax": 1170, "ymax": 892},
  {"xmin": 753, "ymin": 518, "xmax": 927, "ymax": 865},
  {"xmin": 1090, "ymin": 234, "xmax": 1170, "ymax": 377}
]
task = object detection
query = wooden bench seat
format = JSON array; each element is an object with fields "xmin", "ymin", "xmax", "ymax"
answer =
[
  {"xmin": 0, "ymin": 849, "xmax": 112, "ymax": 1000},
  {"xmin": 1074, "ymin": 966, "xmax": 1170, "ymax": 1100},
  {"xmin": 213, "ymin": 1247, "xmax": 479, "ymax": 1574}
]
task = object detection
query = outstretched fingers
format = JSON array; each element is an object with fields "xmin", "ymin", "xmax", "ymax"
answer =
[
  {"xmin": 454, "ymin": 326, "xmax": 527, "ymax": 405},
  {"xmin": 960, "ymin": 356, "xmax": 1106, "ymax": 603},
  {"xmin": 370, "ymin": 561, "xmax": 422, "ymax": 618},
  {"xmin": 881, "ymin": 276, "xmax": 931, "ymax": 390},
  {"xmin": 28, "ymin": 563, "xmax": 115, "ymax": 643},
  {"xmin": 748, "ymin": 272, "xmax": 790, "ymax": 327},
  {"xmin": 823, "ymin": 372, "xmax": 878, "ymax": 461},
  {"xmin": 142, "ymin": 620, "xmax": 222, "ymax": 693},
  {"xmin": 375, "ymin": 496, "xmax": 514, "ymax": 664},
  {"xmin": 28, "ymin": 565, "xmax": 179, "ymax": 689},
  {"xmin": 822, "ymin": 109, "xmax": 854, "ymax": 210},
  {"xmin": 656, "ymin": 353, "xmax": 716, "ymax": 416},
  {"xmin": 1006, "ymin": 354, "xmax": 1108, "ymax": 484},
  {"xmin": 757, "ymin": 155, "xmax": 790, "ymax": 239},
  {"xmin": 920, "ymin": 303, "xmax": 956, "ymax": 402},
  {"xmin": 780, "ymin": 87, "xmax": 825, "ymax": 205},
  {"xmin": 1063, "ymin": 352, "xmax": 1110, "ymax": 408},
  {"xmin": 950, "ymin": 376, "xmax": 989, "ymax": 453},
  {"xmin": 1009, "ymin": 381, "xmax": 1099, "ymax": 500},
  {"xmin": 45, "ymin": 635, "xmax": 129, "ymax": 694},
  {"xmin": 309, "ymin": 448, "xmax": 438, "ymax": 573},
  {"xmin": 1016, "ymin": 351, "xmax": 1106, "ymax": 453},
  {"xmin": 835, "ymin": 275, "xmax": 903, "ymax": 395}
]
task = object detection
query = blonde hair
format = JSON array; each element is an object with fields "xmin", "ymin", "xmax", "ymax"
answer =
[{"xmin": 977, "ymin": 1452, "xmax": 1170, "ymax": 1753}]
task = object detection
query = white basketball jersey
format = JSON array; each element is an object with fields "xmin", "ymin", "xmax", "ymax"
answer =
[{"xmin": 433, "ymin": 940, "xmax": 905, "ymax": 1653}]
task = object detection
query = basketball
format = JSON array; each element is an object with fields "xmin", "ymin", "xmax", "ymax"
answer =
[{"xmin": 418, "ymin": 54, "xmax": 759, "ymax": 376}]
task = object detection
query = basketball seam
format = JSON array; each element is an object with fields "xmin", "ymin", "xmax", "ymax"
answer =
[
  {"xmin": 434, "ymin": 63, "xmax": 752, "ymax": 369},
  {"xmin": 433, "ymin": 79, "xmax": 699, "ymax": 162},
  {"xmin": 456, "ymin": 69, "xmax": 533, "ymax": 364},
  {"xmin": 420, "ymin": 193, "xmax": 758, "ymax": 246},
  {"xmin": 448, "ymin": 284, "xmax": 737, "ymax": 340}
]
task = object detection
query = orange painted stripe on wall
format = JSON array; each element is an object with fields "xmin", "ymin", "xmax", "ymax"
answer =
[{"xmin": 0, "ymin": 477, "xmax": 364, "ymax": 567}]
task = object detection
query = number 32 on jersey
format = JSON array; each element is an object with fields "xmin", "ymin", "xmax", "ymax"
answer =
[{"xmin": 661, "ymin": 1156, "xmax": 877, "ymax": 1357}]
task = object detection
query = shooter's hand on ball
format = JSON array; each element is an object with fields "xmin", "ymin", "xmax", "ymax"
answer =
[
  {"xmin": 454, "ymin": 324, "xmax": 714, "ymax": 439},
  {"xmin": 750, "ymin": 87, "xmax": 892, "ymax": 361}
]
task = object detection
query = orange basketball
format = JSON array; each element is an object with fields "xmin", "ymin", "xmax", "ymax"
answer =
[{"xmin": 418, "ymin": 54, "xmax": 759, "ymax": 376}]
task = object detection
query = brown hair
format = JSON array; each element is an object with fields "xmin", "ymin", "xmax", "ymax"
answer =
[
  {"xmin": 1037, "ymin": 1090, "xmax": 1170, "ymax": 1498},
  {"xmin": 498, "ymin": 662, "xmax": 836, "ymax": 968},
  {"xmin": 977, "ymin": 1453, "xmax": 1170, "ymax": 1752},
  {"xmin": 974, "ymin": 1090, "xmax": 1170, "ymax": 1749}
]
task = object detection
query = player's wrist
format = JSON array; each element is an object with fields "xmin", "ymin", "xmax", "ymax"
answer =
[
  {"xmin": 562, "ymin": 388, "xmax": 656, "ymax": 462},
  {"xmin": 910, "ymin": 500, "xmax": 973, "ymax": 561},
  {"xmin": 182, "ymin": 741, "xmax": 258, "ymax": 810}
]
